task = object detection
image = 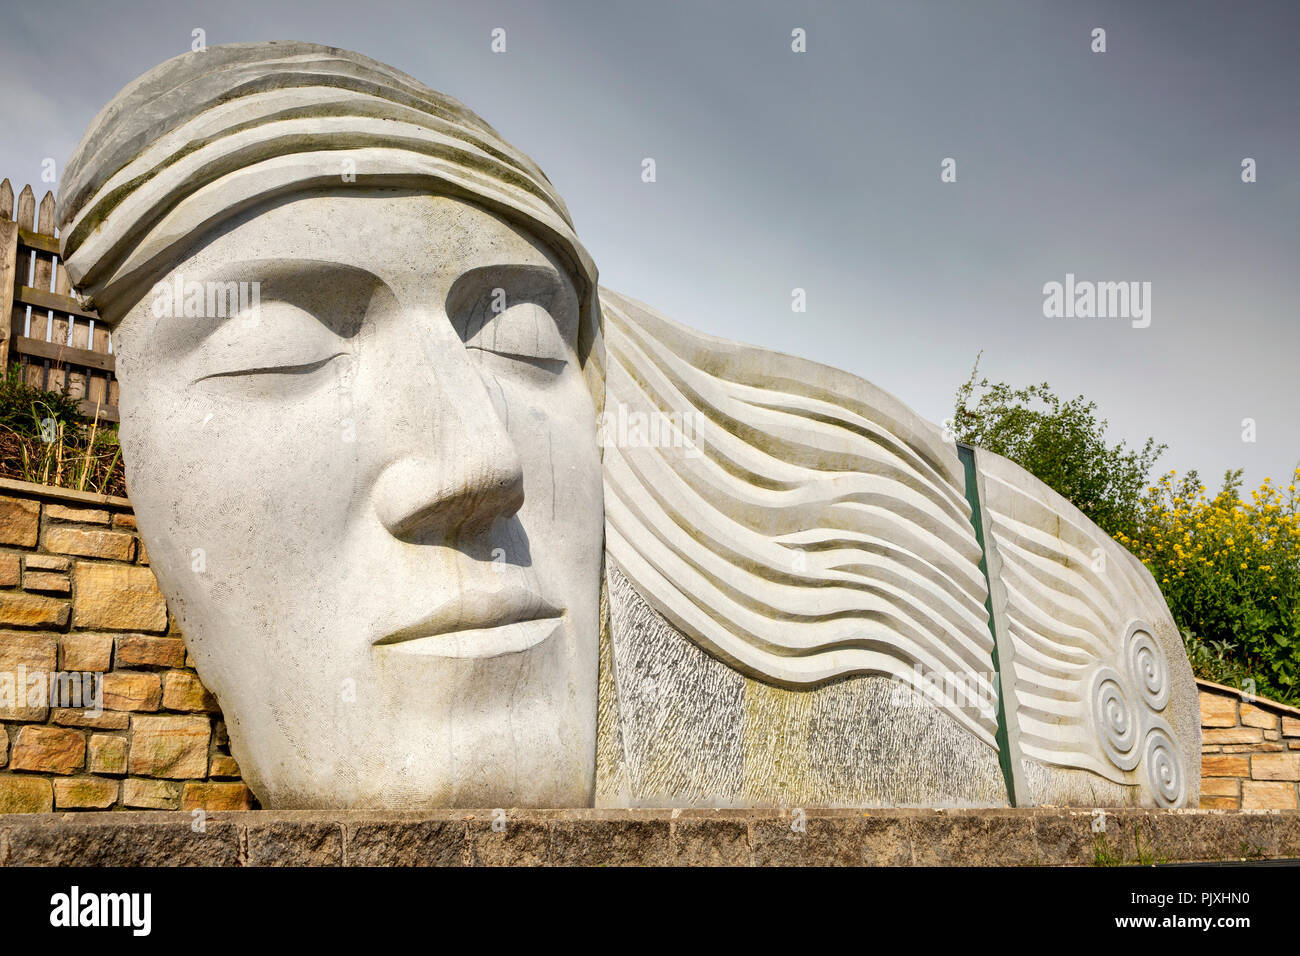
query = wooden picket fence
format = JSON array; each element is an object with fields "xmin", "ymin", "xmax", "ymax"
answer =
[{"xmin": 0, "ymin": 178, "xmax": 118, "ymax": 422}]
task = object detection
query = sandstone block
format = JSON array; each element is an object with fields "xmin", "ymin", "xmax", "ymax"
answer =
[
  {"xmin": 102, "ymin": 671, "xmax": 161, "ymax": 711},
  {"xmin": 51, "ymin": 707, "xmax": 128, "ymax": 730},
  {"xmin": 0, "ymin": 496, "xmax": 39, "ymax": 547},
  {"xmin": 45, "ymin": 525, "xmax": 134, "ymax": 561},
  {"xmin": 1199, "ymin": 778, "xmax": 1239, "ymax": 797},
  {"xmin": 209, "ymin": 753, "xmax": 240, "ymax": 778},
  {"xmin": 122, "ymin": 777, "xmax": 181, "ymax": 809},
  {"xmin": 10, "ymin": 725, "xmax": 85, "ymax": 774},
  {"xmin": 1198, "ymin": 796, "xmax": 1238, "ymax": 809},
  {"xmin": 181, "ymin": 782, "xmax": 254, "ymax": 811},
  {"xmin": 44, "ymin": 503, "xmax": 110, "ymax": 525},
  {"xmin": 60, "ymin": 632, "xmax": 114, "ymax": 671},
  {"xmin": 0, "ymin": 630, "xmax": 58, "ymax": 720},
  {"xmin": 0, "ymin": 591, "xmax": 70, "ymax": 629},
  {"xmin": 162, "ymin": 670, "xmax": 219, "ymax": 712},
  {"xmin": 72, "ymin": 562, "xmax": 167, "ymax": 632},
  {"xmin": 1200, "ymin": 755, "xmax": 1250, "ymax": 777},
  {"xmin": 53, "ymin": 775, "xmax": 118, "ymax": 809},
  {"xmin": 88, "ymin": 734, "xmax": 128, "ymax": 775},
  {"xmin": 0, "ymin": 773, "xmax": 52, "ymax": 812},
  {"xmin": 0, "ymin": 552, "xmax": 19, "ymax": 587},
  {"xmin": 1201, "ymin": 727, "xmax": 1264, "ymax": 745},
  {"xmin": 1240, "ymin": 703, "xmax": 1279, "ymax": 730},
  {"xmin": 117, "ymin": 634, "xmax": 186, "ymax": 668},
  {"xmin": 129, "ymin": 714, "xmax": 210, "ymax": 778},
  {"xmin": 1199, "ymin": 691, "xmax": 1237, "ymax": 728},
  {"xmin": 1241, "ymin": 780, "xmax": 1297, "ymax": 809},
  {"xmin": 1251, "ymin": 753, "xmax": 1300, "ymax": 781},
  {"xmin": 23, "ymin": 570, "xmax": 70, "ymax": 594}
]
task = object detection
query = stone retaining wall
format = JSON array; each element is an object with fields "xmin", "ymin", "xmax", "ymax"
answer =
[
  {"xmin": 0, "ymin": 479, "xmax": 254, "ymax": 814},
  {"xmin": 1197, "ymin": 679, "xmax": 1300, "ymax": 810},
  {"xmin": 0, "ymin": 808, "xmax": 1297, "ymax": 866}
]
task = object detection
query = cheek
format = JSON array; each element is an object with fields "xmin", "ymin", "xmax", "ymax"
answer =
[
  {"xmin": 505, "ymin": 376, "xmax": 602, "ymax": 534},
  {"xmin": 119, "ymin": 364, "xmax": 359, "ymax": 585}
]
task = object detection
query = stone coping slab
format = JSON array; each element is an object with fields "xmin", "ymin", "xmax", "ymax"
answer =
[
  {"xmin": 1197, "ymin": 677, "xmax": 1300, "ymax": 719},
  {"xmin": 0, "ymin": 808, "xmax": 1297, "ymax": 866},
  {"xmin": 0, "ymin": 476, "xmax": 131, "ymax": 510}
]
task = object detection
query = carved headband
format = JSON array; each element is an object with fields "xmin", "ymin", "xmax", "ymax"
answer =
[{"xmin": 55, "ymin": 40, "xmax": 603, "ymax": 402}]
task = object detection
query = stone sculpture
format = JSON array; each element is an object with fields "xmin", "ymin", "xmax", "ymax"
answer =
[{"xmin": 56, "ymin": 42, "xmax": 1199, "ymax": 810}]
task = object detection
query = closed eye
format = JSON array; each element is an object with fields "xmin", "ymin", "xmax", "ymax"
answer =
[
  {"xmin": 182, "ymin": 261, "xmax": 384, "ymax": 398},
  {"xmin": 463, "ymin": 348, "xmax": 567, "ymax": 374},
  {"xmin": 445, "ymin": 263, "xmax": 579, "ymax": 376},
  {"xmin": 194, "ymin": 352, "xmax": 348, "ymax": 381}
]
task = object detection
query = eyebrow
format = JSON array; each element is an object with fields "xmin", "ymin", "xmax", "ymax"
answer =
[
  {"xmin": 189, "ymin": 258, "xmax": 382, "ymax": 289},
  {"xmin": 448, "ymin": 263, "xmax": 567, "ymax": 302},
  {"xmin": 445, "ymin": 263, "xmax": 576, "ymax": 339},
  {"xmin": 178, "ymin": 259, "xmax": 383, "ymax": 340}
]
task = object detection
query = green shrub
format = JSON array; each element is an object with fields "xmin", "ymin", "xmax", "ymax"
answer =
[
  {"xmin": 952, "ymin": 355, "xmax": 1164, "ymax": 540},
  {"xmin": 0, "ymin": 362, "xmax": 123, "ymax": 496},
  {"xmin": 1124, "ymin": 468, "xmax": 1299, "ymax": 704},
  {"xmin": 0, "ymin": 362, "xmax": 83, "ymax": 439}
]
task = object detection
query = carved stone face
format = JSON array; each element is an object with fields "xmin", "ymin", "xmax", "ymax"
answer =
[{"xmin": 113, "ymin": 190, "xmax": 604, "ymax": 808}]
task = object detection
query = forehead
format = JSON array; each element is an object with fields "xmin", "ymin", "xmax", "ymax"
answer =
[{"xmin": 178, "ymin": 190, "xmax": 571, "ymax": 289}]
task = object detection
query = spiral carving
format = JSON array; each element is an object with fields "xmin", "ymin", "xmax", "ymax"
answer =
[
  {"xmin": 1091, "ymin": 667, "xmax": 1141, "ymax": 771},
  {"xmin": 1125, "ymin": 623, "xmax": 1170, "ymax": 712},
  {"xmin": 1089, "ymin": 622, "xmax": 1187, "ymax": 806},
  {"xmin": 1144, "ymin": 724, "xmax": 1186, "ymax": 808}
]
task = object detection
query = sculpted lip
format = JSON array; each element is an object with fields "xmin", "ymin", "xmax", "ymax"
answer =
[{"xmin": 374, "ymin": 584, "xmax": 563, "ymax": 658}]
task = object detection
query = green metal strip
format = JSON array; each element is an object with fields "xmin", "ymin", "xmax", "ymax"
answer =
[{"xmin": 956, "ymin": 442, "xmax": 1018, "ymax": 807}]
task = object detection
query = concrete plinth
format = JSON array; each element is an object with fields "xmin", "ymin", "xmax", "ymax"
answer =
[{"xmin": 1, "ymin": 808, "xmax": 1297, "ymax": 866}]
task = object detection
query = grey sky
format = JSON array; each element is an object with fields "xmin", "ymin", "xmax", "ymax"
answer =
[{"xmin": 3, "ymin": 0, "xmax": 1296, "ymax": 493}]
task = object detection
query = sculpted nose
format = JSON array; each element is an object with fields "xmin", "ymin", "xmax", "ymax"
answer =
[{"xmin": 372, "ymin": 409, "xmax": 525, "ymax": 541}]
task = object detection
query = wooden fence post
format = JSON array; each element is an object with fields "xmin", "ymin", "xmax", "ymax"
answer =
[
  {"xmin": 0, "ymin": 177, "xmax": 119, "ymax": 421},
  {"xmin": 0, "ymin": 218, "xmax": 18, "ymax": 371}
]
